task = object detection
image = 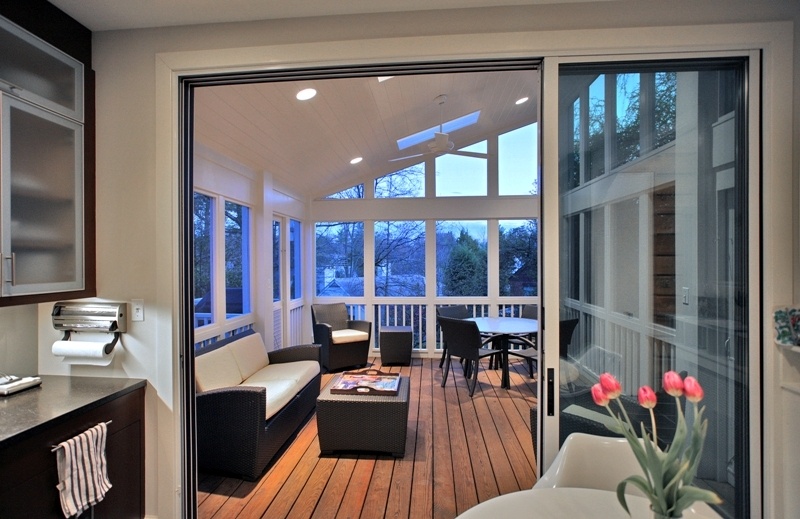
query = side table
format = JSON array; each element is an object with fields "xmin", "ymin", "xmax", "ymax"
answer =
[
  {"xmin": 317, "ymin": 375, "xmax": 410, "ymax": 456},
  {"xmin": 379, "ymin": 325, "xmax": 413, "ymax": 365}
]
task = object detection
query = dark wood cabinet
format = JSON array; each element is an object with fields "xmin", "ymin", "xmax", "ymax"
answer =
[{"xmin": 0, "ymin": 376, "xmax": 145, "ymax": 518}]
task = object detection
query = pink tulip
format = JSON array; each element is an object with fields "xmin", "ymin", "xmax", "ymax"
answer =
[
  {"xmin": 638, "ymin": 385, "xmax": 657, "ymax": 409},
  {"xmin": 599, "ymin": 373, "xmax": 622, "ymax": 399},
  {"xmin": 683, "ymin": 376, "xmax": 704, "ymax": 403},
  {"xmin": 662, "ymin": 371, "xmax": 684, "ymax": 397},
  {"xmin": 591, "ymin": 383, "xmax": 609, "ymax": 406}
]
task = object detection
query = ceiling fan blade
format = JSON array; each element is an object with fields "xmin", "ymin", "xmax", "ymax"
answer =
[
  {"xmin": 447, "ymin": 150, "xmax": 490, "ymax": 159},
  {"xmin": 388, "ymin": 152, "xmax": 427, "ymax": 162}
]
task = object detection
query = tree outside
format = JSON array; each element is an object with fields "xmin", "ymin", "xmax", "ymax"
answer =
[
  {"xmin": 374, "ymin": 220, "xmax": 425, "ymax": 297},
  {"xmin": 499, "ymin": 219, "xmax": 538, "ymax": 296},
  {"xmin": 193, "ymin": 192, "xmax": 213, "ymax": 303},
  {"xmin": 439, "ymin": 227, "xmax": 488, "ymax": 296}
]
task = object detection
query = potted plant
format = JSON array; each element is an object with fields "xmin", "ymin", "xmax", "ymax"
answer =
[{"xmin": 591, "ymin": 371, "xmax": 722, "ymax": 518}]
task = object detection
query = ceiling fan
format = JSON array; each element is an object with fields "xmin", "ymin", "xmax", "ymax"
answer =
[{"xmin": 389, "ymin": 94, "xmax": 488, "ymax": 163}]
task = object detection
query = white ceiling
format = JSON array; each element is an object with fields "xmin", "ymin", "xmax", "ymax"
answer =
[
  {"xmin": 193, "ymin": 69, "xmax": 540, "ymax": 199},
  {"xmin": 47, "ymin": 0, "xmax": 613, "ymax": 31}
]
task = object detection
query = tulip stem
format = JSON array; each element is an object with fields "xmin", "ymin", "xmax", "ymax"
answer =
[{"xmin": 649, "ymin": 408, "xmax": 657, "ymax": 446}]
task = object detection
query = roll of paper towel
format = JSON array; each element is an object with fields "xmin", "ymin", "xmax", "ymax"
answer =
[{"xmin": 52, "ymin": 340, "xmax": 115, "ymax": 366}]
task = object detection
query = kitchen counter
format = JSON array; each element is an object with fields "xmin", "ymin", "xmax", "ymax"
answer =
[
  {"xmin": 0, "ymin": 375, "xmax": 146, "ymax": 518},
  {"xmin": 0, "ymin": 375, "xmax": 145, "ymax": 446}
]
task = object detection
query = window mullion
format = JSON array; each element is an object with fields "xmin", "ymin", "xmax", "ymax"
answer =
[{"xmin": 213, "ymin": 196, "xmax": 226, "ymax": 324}]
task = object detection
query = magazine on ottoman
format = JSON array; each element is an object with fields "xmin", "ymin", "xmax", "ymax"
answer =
[{"xmin": 330, "ymin": 369, "xmax": 400, "ymax": 395}]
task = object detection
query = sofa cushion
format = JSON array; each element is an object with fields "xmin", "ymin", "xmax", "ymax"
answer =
[
  {"xmin": 245, "ymin": 379, "xmax": 299, "ymax": 420},
  {"xmin": 195, "ymin": 345, "xmax": 243, "ymax": 392},
  {"xmin": 229, "ymin": 332, "xmax": 270, "ymax": 380},
  {"xmin": 562, "ymin": 404, "xmax": 617, "ymax": 429},
  {"xmin": 243, "ymin": 360, "xmax": 320, "ymax": 388},
  {"xmin": 242, "ymin": 361, "xmax": 320, "ymax": 420},
  {"xmin": 331, "ymin": 329, "xmax": 369, "ymax": 344}
]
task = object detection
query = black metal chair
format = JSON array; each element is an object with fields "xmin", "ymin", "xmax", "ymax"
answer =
[
  {"xmin": 437, "ymin": 315, "xmax": 502, "ymax": 397},
  {"xmin": 311, "ymin": 303, "xmax": 372, "ymax": 372},
  {"xmin": 507, "ymin": 304, "xmax": 539, "ymax": 378},
  {"xmin": 435, "ymin": 305, "xmax": 471, "ymax": 369},
  {"xmin": 559, "ymin": 318, "xmax": 580, "ymax": 359}
]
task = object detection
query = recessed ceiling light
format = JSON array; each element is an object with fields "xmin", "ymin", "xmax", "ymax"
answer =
[
  {"xmin": 350, "ymin": 157, "xmax": 363, "ymax": 165},
  {"xmin": 296, "ymin": 88, "xmax": 317, "ymax": 101},
  {"xmin": 515, "ymin": 97, "xmax": 529, "ymax": 105}
]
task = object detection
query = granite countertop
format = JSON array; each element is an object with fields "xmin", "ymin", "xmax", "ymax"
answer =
[{"xmin": 0, "ymin": 375, "xmax": 146, "ymax": 447}]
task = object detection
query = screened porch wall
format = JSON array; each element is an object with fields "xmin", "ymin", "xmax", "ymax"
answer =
[{"xmin": 311, "ymin": 191, "xmax": 541, "ymax": 357}]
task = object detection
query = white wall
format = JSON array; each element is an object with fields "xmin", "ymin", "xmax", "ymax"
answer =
[
  {"xmin": 80, "ymin": 4, "xmax": 795, "ymax": 517},
  {"xmin": 0, "ymin": 305, "xmax": 38, "ymax": 375}
]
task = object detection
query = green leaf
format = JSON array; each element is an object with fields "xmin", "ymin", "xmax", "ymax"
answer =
[
  {"xmin": 605, "ymin": 421, "xmax": 625, "ymax": 435},
  {"xmin": 684, "ymin": 407, "xmax": 708, "ymax": 483},
  {"xmin": 641, "ymin": 428, "xmax": 667, "ymax": 508},
  {"xmin": 673, "ymin": 485, "xmax": 723, "ymax": 515},
  {"xmin": 664, "ymin": 398, "xmax": 687, "ymax": 468},
  {"xmin": 664, "ymin": 459, "xmax": 690, "ymax": 496},
  {"xmin": 618, "ymin": 476, "xmax": 660, "ymax": 515},
  {"xmin": 616, "ymin": 481, "xmax": 632, "ymax": 515}
]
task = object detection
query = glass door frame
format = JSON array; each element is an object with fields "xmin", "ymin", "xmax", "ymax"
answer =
[{"xmin": 539, "ymin": 50, "xmax": 762, "ymax": 515}]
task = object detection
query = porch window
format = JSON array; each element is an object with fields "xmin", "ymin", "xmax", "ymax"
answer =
[
  {"xmin": 193, "ymin": 192, "xmax": 214, "ymax": 327},
  {"xmin": 315, "ymin": 221, "xmax": 365, "ymax": 296},
  {"xmin": 499, "ymin": 123, "xmax": 539, "ymax": 195},
  {"xmin": 374, "ymin": 220, "xmax": 426, "ymax": 297},
  {"xmin": 436, "ymin": 220, "xmax": 487, "ymax": 296},
  {"xmin": 224, "ymin": 201, "xmax": 250, "ymax": 318},
  {"xmin": 289, "ymin": 219, "xmax": 302, "ymax": 300},
  {"xmin": 435, "ymin": 142, "xmax": 488, "ymax": 197},
  {"xmin": 498, "ymin": 219, "xmax": 538, "ymax": 296},
  {"xmin": 272, "ymin": 219, "xmax": 280, "ymax": 302},
  {"xmin": 375, "ymin": 164, "xmax": 425, "ymax": 198},
  {"xmin": 324, "ymin": 184, "xmax": 365, "ymax": 199}
]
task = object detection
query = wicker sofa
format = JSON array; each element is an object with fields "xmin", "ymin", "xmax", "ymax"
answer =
[{"xmin": 195, "ymin": 330, "xmax": 321, "ymax": 480}]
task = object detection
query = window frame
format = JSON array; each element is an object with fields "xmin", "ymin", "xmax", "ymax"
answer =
[{"xmin": 193, "ymin": 189, "xmax": 255, "ymax": 342}]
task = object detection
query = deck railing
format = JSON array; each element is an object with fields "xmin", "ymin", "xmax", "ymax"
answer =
[{"xmin": 564, "ymin": 301, "xmax": 676, "ymax": 392}]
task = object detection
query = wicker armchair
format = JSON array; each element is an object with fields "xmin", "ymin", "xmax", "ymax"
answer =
[{"xmin": 311, "ymin": 302, "xmax": 372, "ymax": 372}]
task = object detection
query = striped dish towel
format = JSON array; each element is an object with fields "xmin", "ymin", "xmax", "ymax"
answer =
[{"xmin": 55, "ymin": 422, "xmax": 113, "ymax": 518}]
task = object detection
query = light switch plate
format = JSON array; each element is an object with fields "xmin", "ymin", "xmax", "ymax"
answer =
[{"xmin": 131, "ymin": 299, "xmax": 144, "ymax": 321}]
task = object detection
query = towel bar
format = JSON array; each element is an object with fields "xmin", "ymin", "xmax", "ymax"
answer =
[{"xmin": 50, "ymin": 420, "xmax": 112, "ymax": 451}]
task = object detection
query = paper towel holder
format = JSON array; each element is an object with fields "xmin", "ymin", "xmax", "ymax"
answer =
[{"xmin": 52, "ymin": 301, "xmax": 127, "ymax": 354}]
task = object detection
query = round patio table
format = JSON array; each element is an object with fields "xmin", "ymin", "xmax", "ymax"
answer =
[{"xmin": 469, "ymin": 317, "xmax": 538, "ymax": 389}]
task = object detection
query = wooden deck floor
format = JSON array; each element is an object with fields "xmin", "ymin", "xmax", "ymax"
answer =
[{"xmin": 197, "ymin": 356, "xmax": 539, "ymax": 519}]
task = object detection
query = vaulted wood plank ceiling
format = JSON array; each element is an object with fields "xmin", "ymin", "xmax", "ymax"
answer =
[{"xmin": 192, "ymin": 67, "xmax": 540, "ymax": 199}]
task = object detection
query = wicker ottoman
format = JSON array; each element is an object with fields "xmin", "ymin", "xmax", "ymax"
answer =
[
  {"xmin": 317, "ymin": 375, "xmax": 410, "ymax": 457},
  {"xmin": 379, "ymin": 325, "xmax": 413, "ymax": 365}
]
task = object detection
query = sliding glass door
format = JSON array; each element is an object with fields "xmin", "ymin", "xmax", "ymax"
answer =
[{"xmin": 550, "ymin": 58, "xmax": 752, "ymax": 519}]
